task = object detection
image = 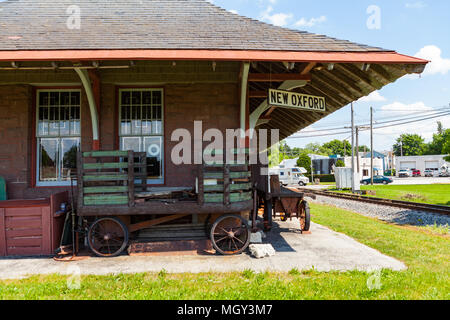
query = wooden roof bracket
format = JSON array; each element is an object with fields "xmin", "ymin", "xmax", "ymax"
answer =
[
  {"xmin": 74, "ymin": 67, "xmax": 100, "ymax": 150},
  {"xmin": 249, "ymin": 80, "xmax": 308, "ymax": 130}
]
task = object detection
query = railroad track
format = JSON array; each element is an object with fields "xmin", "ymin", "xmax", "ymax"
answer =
[{"xmin": 297, "ymin": 188, "xmax": 450, "ymax": 216}]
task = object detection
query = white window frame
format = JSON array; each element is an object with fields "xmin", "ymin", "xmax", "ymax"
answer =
[
  {"xmin": 35, "ymin": 89, "xmax": 81, "ymax": 187},
  {"xmin": 118, "ymin": 88, "xmax": 164, "ymax": 185}
]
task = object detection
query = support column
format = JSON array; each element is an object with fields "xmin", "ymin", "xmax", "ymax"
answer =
[
  {"xmin": 75, "ymin": 68, "xmax": 100, "ymax": 150},
  {"xmin": 240, "ymin": 62, "xmax": 250, "ymax": 143}
]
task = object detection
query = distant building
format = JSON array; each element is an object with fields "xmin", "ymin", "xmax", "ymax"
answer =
[
  {"xmin": 309, "ymin": 152, "xmax": 385, "ymax": 180},
  {"xmin": 395, "ymin": 155, "xmax": 449, "ymax": 176}
]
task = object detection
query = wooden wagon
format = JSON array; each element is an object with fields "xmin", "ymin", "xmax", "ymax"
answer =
[
  {"xmin": 75, "ymin": 149, "xmax": 255, "ymax": 257},
  {"xmin": 258, "ymin": 175, "xmax": 313, "ymax": 232}
]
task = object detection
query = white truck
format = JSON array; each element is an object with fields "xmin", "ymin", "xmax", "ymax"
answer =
[{"xmin": 269, "ymin": 167, "xmax": 310, "ymax": 186}]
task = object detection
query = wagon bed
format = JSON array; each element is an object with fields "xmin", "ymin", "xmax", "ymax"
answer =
[{"xmin": 75, "ymin": 149, "xmax": 254, "ymax": 257}]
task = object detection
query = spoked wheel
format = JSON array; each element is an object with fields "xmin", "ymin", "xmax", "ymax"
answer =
[
  {"xmin": 88, "ymin": 217, "xmax": 129, "ymax": 257},
  {"xmin": 210, "ymin": 214, "xmax": 251, "ymax": 255},
  {"xmin": 298, "ymin": 201, "xmax": 311, "ymax": 232}
]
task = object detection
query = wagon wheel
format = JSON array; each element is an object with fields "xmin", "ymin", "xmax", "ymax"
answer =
[
  {"xmin": 88, "ymin": 217, "xmax": 129, "ymax": 257},
  {"xmin": 298, "ymin": 201, "xmax": 311, "ymax": 232},
  {"xmin": 210, "ymin": 214, "xmax": 250, "ymax": 255}
]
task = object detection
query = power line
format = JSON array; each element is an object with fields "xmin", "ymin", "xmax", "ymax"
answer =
[
  {"xmin": 296, "ymin": 106, "xmax": 450, "ymax": 133},
  {"xmin": 286, "ymin": 111, "xmax": 450, "ymax": 139}
]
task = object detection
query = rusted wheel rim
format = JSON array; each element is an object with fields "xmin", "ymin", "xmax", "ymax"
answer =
[
  {"xmin": 210, "ymin": 214, "xmax": 250, "ymax": 255},
  {"xmin": 88, "ymin": 217, "xmax": 129, "ymax": 257},
  {"xmin": 298, "ymin": 201, "xmax": 311, "ymax": 232}
]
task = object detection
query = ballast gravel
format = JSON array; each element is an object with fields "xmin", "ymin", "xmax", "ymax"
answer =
[{"xmin": 308, "ymin": 195, "xmax": 450, "ymax": 227}]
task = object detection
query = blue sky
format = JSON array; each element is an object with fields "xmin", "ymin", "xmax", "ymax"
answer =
[{"xmin": 211, "ymin": 0, "xmax": 450, "ymax": 151}]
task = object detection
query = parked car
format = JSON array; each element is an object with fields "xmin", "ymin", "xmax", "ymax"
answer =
[
  {"xmin": 412, "ymin": 169, "xmax": 421, "ymax": 177},
  {"xmin": 361, "ymin": 176, "xmax": 393, "ymax": 185},
  {"xmin": 424, "ymin": 169, "xmax": 434, "ymax": 177},
  {"xmin": 398, "ymin": 169, "xmax": 412, "ymax": 178}
]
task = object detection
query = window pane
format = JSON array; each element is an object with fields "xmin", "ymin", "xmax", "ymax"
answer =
[
  {"xmin": 121, "ymin": 91, "xmax": 130, "ymax": 105},
  {"xmin": 61, "ymin": 138, "xmax": 79, "ymax": 181},
  {"xmin": 144, "ymin": 136, "xmax": 163, "ymax": 179},
  {"xmin": 131, "ymin": 91, "xmax": 141, "ymax": 105},
  {"xmin": 142, "ymin": 91, "xmax": 152, "ymax": 104},
  {"xmin": 48, "ymin": 106, "xmax": 59, "ymax": 136},
  {"xmin": 60, "ymin": 106, "xmax": 70, "ymax": 136},
  {"xmin": 70, "ymin": 92, "xmax": 80, "ymax": 106},
  {"xmin": 39, "ymin": 138, "xmax": 58, "ymax": 181},
  {"xmin": 60, "ymin": 92, "xmax": 70, "ymax": 106},
  {"xmin": 152, "ymin": 91, "xmax": 162, "ymax": 105},
  {"xmin": 131, "ymin": 105, "xmax": 142, "ymax": 135},
  {"xmin": 120, "ymin": 105, "xmax": 131, "ymax": 135},
  {"xmin": 49, "ymin": 92, "xmax": 59, "ymax": 106},
  {"xmin": 68, "ymin": 104, "xmax": 80, "ymax": 136},
  {"xmin": 142, "ymin": 105, "xmax": 152, "ymax": 135},
  {"xmin": 122, "ymin": 137, "xmax": 141, "ymax": 153}
]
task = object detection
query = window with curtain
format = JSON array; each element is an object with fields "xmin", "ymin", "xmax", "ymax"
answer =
[
  {"xmin": 36, "ymin": 90, "xmax": 81, "ymax": 186},
  {"xmin": 119, "ymin": 89, "xmax": 164, "ymax": 184}
]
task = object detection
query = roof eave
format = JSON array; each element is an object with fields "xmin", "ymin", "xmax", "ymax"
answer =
[{"xmin": 0, "ymin": 49, "xmax": 429, "ymax": 64}]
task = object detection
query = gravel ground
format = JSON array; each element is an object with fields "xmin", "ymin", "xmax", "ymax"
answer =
[{"xmin": 307, "ymin": 195, "xmax": 450, "ymax": 227}]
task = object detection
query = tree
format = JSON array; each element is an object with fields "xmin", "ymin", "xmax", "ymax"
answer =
[
  {"xmin": 321, "ymin": 139, "xmax": 352, "ymax": 156},
  {"xmin": 297, "ymin": 153, "xmax": 312, "ymax": 174},
  {"xmin": 393, "ymin": 134, "xmax": 426, "ymax": 156},
  {"xmin": 424, "ymin": 124, "xmax": 450, "ymax": 155},
  {"xmin": 443, "ymin": 139, "xmax": 450, "ymax": 162},
  {"xmin": 304, "ymin": 142, "xmax": 322, "ymax": 154},
  {"xmin": 335, "ymin": 159, "xmax": 345, "ymax": 167},
  {"xmin": 358, "ymin": 145, "xmax": 370, "ymax": 153}
]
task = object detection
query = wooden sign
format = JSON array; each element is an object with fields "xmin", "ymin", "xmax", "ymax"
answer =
[{"xmin": 268, "ymin": 89, "xmax": 326, "ymax": 112}]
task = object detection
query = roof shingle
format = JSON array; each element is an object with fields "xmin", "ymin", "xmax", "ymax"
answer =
[{"xmin": 0, "ymin": 0, "xmax": 390, "ymax": 52}]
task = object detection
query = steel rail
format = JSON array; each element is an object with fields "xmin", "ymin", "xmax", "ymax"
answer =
[{"xmin": 296, "ymin": 188, "xmax": 450, "ymax": 216}]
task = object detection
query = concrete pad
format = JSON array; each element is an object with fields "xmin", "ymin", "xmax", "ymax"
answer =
[{"xmin": 0, "ymin": 220, "xmax": 406, "ymax": 280}]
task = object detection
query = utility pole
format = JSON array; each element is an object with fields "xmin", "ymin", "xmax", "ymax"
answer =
[
  {"xmin": 351, "ymin": 103, "xmax": 355, "ymax": 193},
  {"xmin": 400, "ymin": 140, "xmax": 403, "ymax": 157},
  {"xmin": 356, "ymin": 126, "xmax": 360, "ymax": 175},
  {"xmin": 370, "ymin": 107, "xmax": 374, "ymax": 185}
]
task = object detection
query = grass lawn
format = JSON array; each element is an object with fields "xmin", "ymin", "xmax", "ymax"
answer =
[
  {"xmin": 330, "ymin": 184, "xmax": 450, "ymax": 206},
  {"xmin": 0, "ymin": 203, "xmax": 448, "ymax": 300}
]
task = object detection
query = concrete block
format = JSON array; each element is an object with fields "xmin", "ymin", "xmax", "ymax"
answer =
[
  {"xmin": 250, "ymin": 232, "xmax": 263, "ymax": 244},
  {"xmin": 249, "ymin": 244, "xmax": 276, "ymax": 259}
]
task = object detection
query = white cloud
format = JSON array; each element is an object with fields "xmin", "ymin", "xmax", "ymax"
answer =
[
  {"xmin": 380, "ymin": 101, "xmax": 433, "ymax": 115},
  {"xmin": 414, "ymin": 45, "xmax": 450, "ymax": 76},
  {"xmin": 260, "ymin": 6, "xmax": 293, "ymax": 27},
  {"xmin": 229, "ymin": 9, "xmax": 238, "ymax": 14},
  {"xmin": 405, "ymin": 1, "xmax": 427, "ymax": 9},
  {"xmin": 357, "ymin": 91, "xmax": 386, "ymax": 103},
  {"xmin": 376, "ymin": 101, "xmax": 450, "ymax": 142},
  {"xmin": 294, "ymin": 16, "xmax": 327, "ymax": 28}
]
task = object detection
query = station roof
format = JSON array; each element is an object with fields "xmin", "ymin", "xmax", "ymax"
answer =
[{"xmin": 0, "ymin": 0, "xmax": 404, "ymax": 52}]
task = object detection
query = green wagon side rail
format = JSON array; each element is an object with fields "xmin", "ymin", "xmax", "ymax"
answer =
[{"xmin": 0, "ymin": 176, "xmax": 6, "ymax": 201}]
